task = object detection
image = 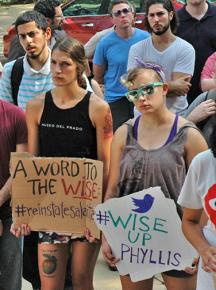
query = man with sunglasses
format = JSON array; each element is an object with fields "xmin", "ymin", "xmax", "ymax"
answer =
[
  {"xmin": 128, "ymin": 0, "xmax": 195, "ymax": 115},
  {"xmin": 93, "ymin": 0, "xmax": 149, "ymax": 132}
]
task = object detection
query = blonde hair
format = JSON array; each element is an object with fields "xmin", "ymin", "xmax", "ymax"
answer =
[{"xmin": 121, "ymin": 61, "xmax": 166, "ymax": 88}]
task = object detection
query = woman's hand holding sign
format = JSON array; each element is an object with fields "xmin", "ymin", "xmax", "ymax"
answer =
[
  {"xmin": 10, "ymin": 223, "xmax": 31, "ymax": 237},
  {"xmin": 184, "ymin": 257, "xmax": 199, "ymax": 275},
  {"xmin": 84, "ymin": 228, "xmax": 99, "ymax": 243},
  {"xmin": 102, "ymin": 234, "xmax": 119, "ymax": 267},
  {"xmin": 200, "ymin": 245, "xmax": 216, "ymax": 273}
]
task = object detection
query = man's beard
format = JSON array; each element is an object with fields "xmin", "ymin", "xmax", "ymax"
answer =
[
  {"xmin": 152, "ymin": 22, "xmax": 170, "ymax": 36},
  {"xmin": 28, "ymin": 54, "xmax": 40, "ymax": 59},
  {"xmin": 27, "ymin": 41, "xmax": 47, "ymax": 60}
]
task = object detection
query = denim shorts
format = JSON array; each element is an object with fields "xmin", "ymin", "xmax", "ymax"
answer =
[
  {"xmin": 38, "ymin": 231, "xmax": 86, "ymax": 244},
  {"xmin": 163, "ymin": 269, "xmax": 193, "ymax": 278}
]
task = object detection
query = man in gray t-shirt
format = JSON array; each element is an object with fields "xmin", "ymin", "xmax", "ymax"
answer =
[{"xmin": 128, "ymin": 0, "xmax": 195, "ymax": 114}]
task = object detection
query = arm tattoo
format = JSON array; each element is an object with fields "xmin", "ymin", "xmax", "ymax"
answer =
[{"xmin": 103, "ymin": 108, "xmax": 113, "ymax": 138}]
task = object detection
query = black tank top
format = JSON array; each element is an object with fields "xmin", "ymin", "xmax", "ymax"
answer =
[{"xmin": 39, "ymin": 91, "xmax": 97, "ymax": 159}]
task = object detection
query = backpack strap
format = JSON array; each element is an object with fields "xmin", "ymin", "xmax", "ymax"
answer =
[{"xmin": 11, "ymin": 56, "xmax": 24, "ymax": 105}]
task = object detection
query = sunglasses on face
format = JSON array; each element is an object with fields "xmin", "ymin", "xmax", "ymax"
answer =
[
  {"xmin": 125, "ymin": 82, "xmax": 164, "ymax": 102},
  {"xmin": 112, "ymin": 7, "xmax": 132, "ymax": 17}
]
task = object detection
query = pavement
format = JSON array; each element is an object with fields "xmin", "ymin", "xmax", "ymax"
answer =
[{"xmin": 22, "ymin": 251, "xmax": 166, "ymax": 290}]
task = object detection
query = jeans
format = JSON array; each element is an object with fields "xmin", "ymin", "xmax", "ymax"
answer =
[{"xmin": 0, "ymin": 217, "xmax": 22, "ymax": 290}]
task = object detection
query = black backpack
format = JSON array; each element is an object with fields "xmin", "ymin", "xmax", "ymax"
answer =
[{"xmin": 10, "ymin": 56, "xmax": 24, "ymax": 105}]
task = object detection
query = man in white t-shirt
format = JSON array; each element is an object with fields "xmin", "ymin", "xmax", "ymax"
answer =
[{"xmin": 128, "ymin": 0, "xmax": 195, "ymax": 114}]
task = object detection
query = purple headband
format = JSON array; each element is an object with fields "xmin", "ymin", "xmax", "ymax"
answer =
[{"xmin": 135, "ymin": 58, "xmax": 166, "ymax": 82}]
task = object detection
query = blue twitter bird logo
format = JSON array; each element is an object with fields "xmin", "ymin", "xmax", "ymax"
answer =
[{"xmin": 132, "ymin": 194, "xmax": 155, "ymax": 213}]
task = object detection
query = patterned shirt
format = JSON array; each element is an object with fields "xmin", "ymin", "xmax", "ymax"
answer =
[{"xmin": 0, "ymin": 53, "xmax": 53, "ymax": 110}]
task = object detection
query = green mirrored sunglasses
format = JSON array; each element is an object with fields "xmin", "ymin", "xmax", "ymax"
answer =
[{"xmin": 125, "ymin": 82, "xmax": 163, "ymax": 103}]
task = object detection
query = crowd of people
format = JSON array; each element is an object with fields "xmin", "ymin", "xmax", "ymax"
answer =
[{"xmin": 0, "ymin": 0, "xmax": 216, "ymax": 290}]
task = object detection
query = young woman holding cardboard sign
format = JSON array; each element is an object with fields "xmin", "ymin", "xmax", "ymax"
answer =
[
  {"xmin": 102, "ymin": 62, "xmax": 208, "ymax": 290},
  {"xmin": 11, "ymin": 37, "xmax": 112, "ymax": 290}
]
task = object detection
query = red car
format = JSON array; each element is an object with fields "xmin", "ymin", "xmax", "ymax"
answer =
[{"xmin": 3, "ymin": 0, "xmax": 183, "ymax": 58}]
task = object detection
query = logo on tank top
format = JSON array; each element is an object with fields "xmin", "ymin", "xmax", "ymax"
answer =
[{"xmin": 41, "ymin": 122, "xmax": 83, "ymax": 131}]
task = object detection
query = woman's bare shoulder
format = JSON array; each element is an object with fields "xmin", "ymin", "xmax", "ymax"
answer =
[
  {"xmin": 177, "ymin": 115, "xmax": 197, "ymax": 132},
  {"xmin": 89, "ymin": 92, "xmax": 111, "ymax": 122},
  {"xmin": 26, "ymin": 93, "xmax": 46, "ymax": 118},
  {"xmin": 28, "ymin": 93, "xmax": 45, "ymax": 107},
  {"xmin": 90, "ymin": 92, "xmax": 107, "ymax": 107}
]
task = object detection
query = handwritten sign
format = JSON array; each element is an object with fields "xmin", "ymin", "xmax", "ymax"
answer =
[
  {"xmin": 11, "ymin": 153, "xmax": 103, "ymax": 239},
  {"xmin": 94, "ymin": 187, "xmax": 197, "ymax": 281}
]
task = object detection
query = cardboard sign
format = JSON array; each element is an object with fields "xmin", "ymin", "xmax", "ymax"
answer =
[
  {"xmin": 94, "ymin": 187, "xmax": 197, "ymax": 281},
  {"xmin": 11, "ymin": 153, "xmax": 103, "ymax": 239}
]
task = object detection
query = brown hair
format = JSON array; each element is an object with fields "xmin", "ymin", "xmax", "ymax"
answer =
[
  {"xmin": 109, "ymin": 0, "xmax": 135, "ymax": 15},
  {"xmin": 52, "ymin": 37, "xmax": 87, "ymax": 88}
]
